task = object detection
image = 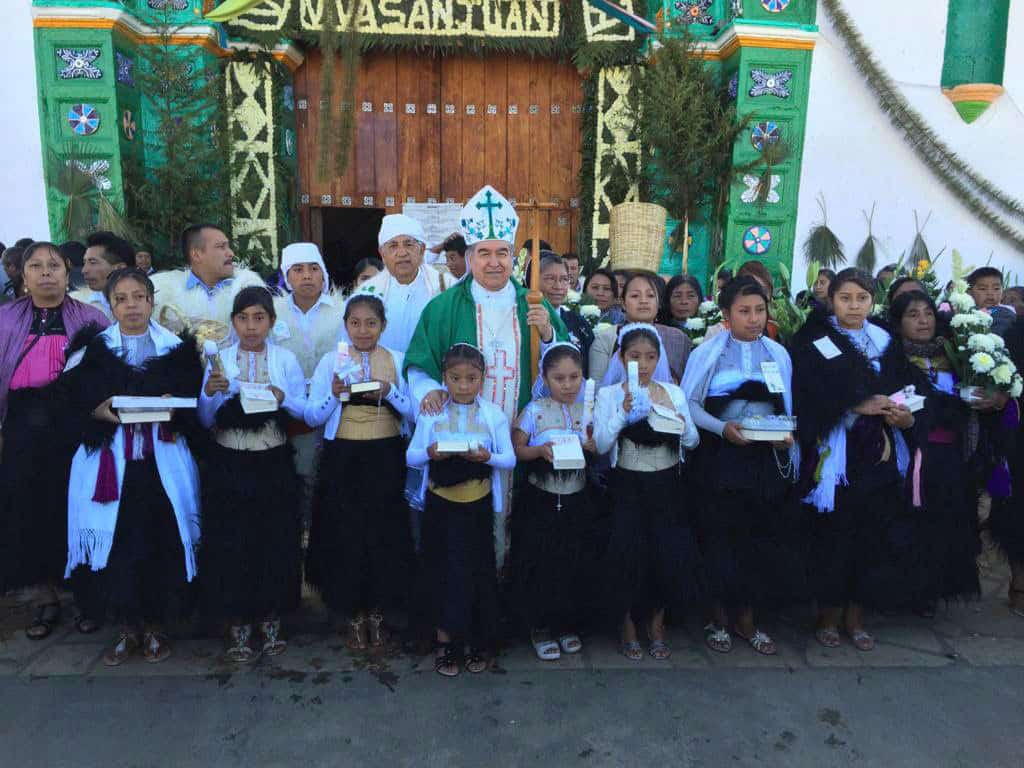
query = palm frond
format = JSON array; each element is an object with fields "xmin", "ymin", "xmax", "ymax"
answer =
[
  {"xmin": 908, "ymin": 210, "xmax": 931, "ymax": 264},
  {"xmin": 803, "ymin": 195, "xmax": 846, "ymax": 270},
  {"xmin": 855, "ymin": 203, "xmax": 877, "ymax": 273}
]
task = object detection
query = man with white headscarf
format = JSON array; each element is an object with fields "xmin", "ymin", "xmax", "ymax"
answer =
[
  {"xmin": 354, "ymin": 214, "xmax": 451, "ymax": 353},
  {"xmin": 272, "ymin": 242, "xmax": 344, "ymax": 531}
]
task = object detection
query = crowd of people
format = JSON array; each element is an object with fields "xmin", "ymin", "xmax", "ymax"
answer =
[{"xmin": 1, "ymin": 182, "xmax": 1022, "ymax": 678}]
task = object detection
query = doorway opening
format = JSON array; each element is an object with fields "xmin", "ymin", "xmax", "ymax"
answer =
[{"xmin": 314, "ymin": 207, "xmax": 384, "ymax": 292}]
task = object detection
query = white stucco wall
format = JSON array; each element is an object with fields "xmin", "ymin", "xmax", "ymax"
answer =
[
  {"xmin": 793, "ymin": 0, "xmax": 1024, "ymax": 290},
  {"xmin": 0, "ymin": 1, "xmax": 49, "ymax": 247}
]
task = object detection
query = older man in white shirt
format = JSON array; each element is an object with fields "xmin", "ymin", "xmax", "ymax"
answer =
[{"xmin": 353, "ymin": 214, "xmax": 450, "ymax": 353}]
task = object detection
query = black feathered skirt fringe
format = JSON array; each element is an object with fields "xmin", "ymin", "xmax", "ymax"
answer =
[
  {"xmin": 104, "ymin": 456, "xmax": 190, "ymax": 625},
  {"xmin": 916, "ymin": 442, "xmax": 981, "ymax": 602},
  {"xmin": 0, "ymin": 387, "xmax": 75, "ymax": 592},
  {"xmin": 419, "ymin": 490, "xmax": 498, "ymax": 648},
  {"xmin": 511, "ymin": 480, "xmax": 604, "ymax": 632},
  {"xmin": 305, "ymin": 437, "xmax": 411, "ymax": 615},
  {"xmin": 807, "ymin": 464, "xmax": 926, "ymax": 611},
  {"xmin": 605, "ymin": 466, "xmax": 704, "ymax": 624},
  {"xmin": 199, "ymin": 443, "xmax": 302, "ymax": 620}
]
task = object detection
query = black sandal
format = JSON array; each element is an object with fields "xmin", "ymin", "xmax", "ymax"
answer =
[
  {"xmin": 434, "ymin": 643, "xmax": 462, "ymax": 678},
  {"xmin": 465, "ymin": 648, "xmax": 488, "ymax": 674},
  {"xmin": 74, "ymin": 614, "xmax": 102, "ymax": 634},
  {"xmin": 26, "ymin": 603, "xmax": 61, "ymax": 640}
]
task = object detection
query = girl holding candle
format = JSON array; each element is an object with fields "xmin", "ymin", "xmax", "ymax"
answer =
[{"xmin": 511, "ymin": 343, "xmax": 600, "ymax": 661}]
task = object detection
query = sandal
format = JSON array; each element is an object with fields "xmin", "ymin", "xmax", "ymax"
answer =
[
  {"xmin": 260, "ymin": 618, "xmax": 287, "ymax": 657},
  {"xmin": 531, "ymin": 630, "xmax": 561, "ymax": 661},
  {"xmin": 226, "ymin": 624, "xmax": 260, "ymax": 664},
  {"xmin": 346, "ymin": 615, "xmax": 368, "ymax": 651},
  {"xmin": 648, "ymin": 639, "xmax": 671, "ymax": 661},
  {"xmin": 74, "ymin": 614, "xmax": 102, "ymax": 635},
  {"xmin": 847, "ymin": 628, "xmax": 875, "ymax": 652},
  {"xmin": 368, "ymin": 612, "xmax": 387, "ymax": 649},
  {"xmin": 735, "ymin": 628, "xmax": 777, "ymax": 656},
  {"xmin": 142, "ymin": 631, "xmax": 172, "ymax": 664},
  {"xmin": 620, "ymin": 640, "xmax": 643, "ymax": 661},
  {"xmin": 434, "ymin": 643, "xmax": 461, "ymax": 678},
  {"xmin": 815, "ymin": 627, "xmax": 841, "ymax": 648},
  {"xmin": 104, "ymin": 631, "xmax": 140, "ymax": 667},
  {"xmin": 558, "ymin": 634, "xmax": 582, "ymax": 655},
  {"xmin": 465, "ymin": 648, "xmax": 488, "ymax": 674},
  {"xmin": 26, "ymin": 603, "xmax": 61, "ymax": 640},
  {"xmin": 704, "ymin": 623, "xmax": 732, "ymax": 654}
]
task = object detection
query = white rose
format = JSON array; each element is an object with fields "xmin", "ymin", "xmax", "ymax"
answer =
[
  {"xmin": 698, "ymin": 300, "xmax": 718, "ymax": 315},
  {"xmin": 1012, "ymin": 376, "xmax": 1023, "ymax": 398},
  {"xmin": 684, "ymin": 317, "xmax": 706, "ymax": 331},
  {"xmin": 566, "ymin": 290, "xmax": 582, "ymax": 304},
  {"xmin": 580, "ymin": 304, "xmax": 600, "ymax": 319},
  {"xmin": 967, "ymin": 334, "xmax": 996, "ymax": 353},
  {"xmin": 970, "ymin": 352, "xmax": 996, "ymax": 373}
]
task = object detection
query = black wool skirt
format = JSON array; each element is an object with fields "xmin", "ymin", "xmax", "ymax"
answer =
[
  {"xmin": 0, "ymin": 387, "xmax": 75, "ymax": 592},
  {"xmin": 807, "ymin": 463, "xmax": 926, "ymax": 610},
  {"xmin": 199, "ymin": 443, "xmax": 302, "ymax": 621},
  {"xmin": 694, "ymin": 441, "xmax": 808, "ymax": 610},
  {"xmin": 420, "ymin": 489, "xmax": 498, "ymax": 647},
  {"xmin": 605, "ymin": 466, "xmax": 704, "ymax": 624},
  {"xmin": 512, "ymin": 479, "xmax": 604, "ymax": 632},
  {"xmin": 305, "ymin": 436, "xmax": 411, "ymax": 615},
  {"xmin": 916, "ymin": 442, "xmax": 981, "ymax": 602},
  {"xmin": 104, "ymin": 456, "xmax": 190, "ymax": 625}
]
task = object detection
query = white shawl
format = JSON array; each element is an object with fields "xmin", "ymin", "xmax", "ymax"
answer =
[{"xmin": 65, "ymin": 322, "xmax": 201, "ymax": 581}]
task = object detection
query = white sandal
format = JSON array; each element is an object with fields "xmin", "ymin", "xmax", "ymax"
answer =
[
  {"xmin": 531, "ymin": 630, "xmax": 561, "ymax": 661},
  {"xmin": 558, "ymin": 634, "xmax": 582, "ymax": 654}
]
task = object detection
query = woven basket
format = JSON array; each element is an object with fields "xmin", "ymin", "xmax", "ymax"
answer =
[{"xmin": 608, "ymin": 202, "xmax": 667, "ymax": 272}]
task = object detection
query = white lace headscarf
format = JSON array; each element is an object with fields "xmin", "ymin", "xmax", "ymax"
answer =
[{"xmin": 531, "ymin": 341, "xmax": 586, "ymax": 401}]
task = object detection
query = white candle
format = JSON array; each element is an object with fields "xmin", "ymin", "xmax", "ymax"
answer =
[
  {"xmin": 582, "ymin": 378, "xmax": 595, "ymax": 429},
  {"xmin": 203, "ymin": 340, "xmax": 222, "ymax": 375},
  {"xmin": 627, "ymin": 360, "xmax": 639, "ymax": 394}
]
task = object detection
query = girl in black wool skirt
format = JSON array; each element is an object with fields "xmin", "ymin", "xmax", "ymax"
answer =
[
  {"xmin": 512, "ymin": 342, "xmax": 601, "ymax": 661},
  {"xmin": 592, "ymin": 324, "xmax": 701, "ymax": 662},
  {"xmin": 682, "ymin": 277, "xmax": 805, "ymax": 657},
  {"xmin": 792, "ymin": 268, "xmax": 919, "ymax": 652},
  {"xmin": 406, "ymin": 343, "xmax": 516, "ymax": 678},
  {"xmin": 198, "ymin": 287, "xmax": 307, "ymax": 664},
  {"xmin": 303, "ymin": 295, "xmax": 413, "ymax": 651},
  {"xmin": 879, "ymin": 291, "xmax": 983, "ymax": 612}
]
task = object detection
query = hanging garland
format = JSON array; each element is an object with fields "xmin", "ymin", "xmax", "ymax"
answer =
[{"xmin": 821, "ymin": 0, "xmax": 1024, "ymax": 253}]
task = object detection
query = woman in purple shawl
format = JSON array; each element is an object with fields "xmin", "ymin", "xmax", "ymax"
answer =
[{"xmin": 0, "ymin": 242, "xmax": 108, "ymax": 638}]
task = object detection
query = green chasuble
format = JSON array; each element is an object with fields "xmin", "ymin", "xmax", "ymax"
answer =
[{"xmin": 403, "ymin": 276, "xmax": 568, "ymax": 411}]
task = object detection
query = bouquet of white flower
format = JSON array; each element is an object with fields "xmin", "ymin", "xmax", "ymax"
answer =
[
  {"xmin": 944, "ymin": 277, "xmax": 1023, "ymax": 399},
  {"xmin": 678, "ymin": 300, "xmax": 722, "ymax": 346},
  {"xmin": 578, "ymin": 303, "xmax": 601, "ymax": 328}
]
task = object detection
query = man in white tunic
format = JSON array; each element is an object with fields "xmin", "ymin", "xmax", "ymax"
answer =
[
  {"xmin": 353, "ymin": 214, "xmax": 450, "ymax": 353},
  {"xmin": 272, "ymin": 242, "xmax": 343, "ymax": 529},
  {"xmin": 149, "ymin": 224, "xmax": 266, "ymax": 346}
]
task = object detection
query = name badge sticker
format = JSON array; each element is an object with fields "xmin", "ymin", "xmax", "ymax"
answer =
[
  {"xmin": 761, "ymin": 361, "xmax": 786, "ymax": 394},
  {"xmin": 813, "ymin": 336, "xmax": 842, "ymax": 360}
]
